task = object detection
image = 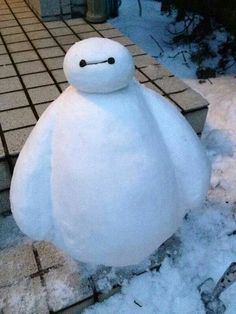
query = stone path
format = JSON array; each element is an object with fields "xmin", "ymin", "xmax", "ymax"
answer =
[{"xmin": 0, "ymin": 0, "xmax": 208, "ymax": 312}]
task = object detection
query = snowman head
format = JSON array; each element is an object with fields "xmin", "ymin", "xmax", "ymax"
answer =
[{"xmin": 63, "ymin": 37, "xmax": 135, "ymax": 93}]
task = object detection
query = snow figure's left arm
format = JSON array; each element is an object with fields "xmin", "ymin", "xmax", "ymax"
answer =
[
  {"xmin": 141, "ymin": 83, "xmax": 211, "ymax": 211},
  {"xmin": 10, "ymin": 102, "xmax": 58, "ymax": 240}
]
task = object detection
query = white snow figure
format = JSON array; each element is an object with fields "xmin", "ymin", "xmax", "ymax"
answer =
[{"xmin": 10, "ymin": 38, "xmax": 210, "ymax": 267}]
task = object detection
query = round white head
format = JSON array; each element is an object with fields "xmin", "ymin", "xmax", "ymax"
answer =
[{"xmin": 63, "ymin": 37, "xmax": 135, "ymax": 93}]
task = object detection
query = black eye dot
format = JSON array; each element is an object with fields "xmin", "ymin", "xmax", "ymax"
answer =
[
  {"xmin": 108, "ymin": 57, "xmax": 115, "ymax": 64},
  {"xmin": 79, "ymin": 59, "xmax": 87, "ymax": 67}
]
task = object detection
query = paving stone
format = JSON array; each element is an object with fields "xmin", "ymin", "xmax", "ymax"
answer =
[
  {"xmin": 11, "ymin": 6, "xmax": 31, "ymax": 13},
  {"xmin": 141, "ymin": 64, "xmax": 173, "ymax": 80},
  {"xmin": 0, "ymin": 45, "xmax": 7, "ymax": 55},
  {"xmin": 27, "ymin": 30, "xmax": 51, "ymax": 40},
  {"xmin": 79, "ymin": 31, "xmax": 102, "ymax": 39},
  {"xmin": 44, "ymin": 265, "xmax": 93, "ymax": 312},
  {"xmin": 100, "ymin": 28, "xmax": 123, "ymax": 38},
  {"xmin": 0, "ymin": 9, "xmax": 11, "ymax": 15},
  {"xmin": 59, "ymin": 82, "xmax": 69, "ymax": 91},
  {"xmin": 0, "ymin": 64, "xmax": 17, "ymax": 79},
  {"xmin": 50, "ymin": 27, "xmax": 73, "ymax": 37},
  {"xmin": 4, "ymin": 126, "xmax": 34, "ymax": 155},
  {"xmin": 62, "ymin": 44, "xmax": 72, "ymax": 52},
  {"xmin": 44, "ymin": 56, "xmax": 64, "ymax": 70},
  {"xmin": 32, "ymin": 37, "xmax": 57, "ymax": 48},
  {"xmin": 0, "ymin": 190, "xmax": 10, "ymax": 214},
  {"xmin": 28, "ymin": 85, "xmax": 60, "ymax": 104},
  {"xmin": 38, "ymin": 46, "xmax": 64, "ymax": 58},
  {"xmin": 1, "ymin": 26, "xmax": 23, "ymax": 35},
  {"xmin": 127, "ymin": 45, "xmax": 145, "ymax": 56},
  {"xmin": 134, "ymin": 54, "xmax": 156, "ymax": 68},
  {"xmin": 0, "ymin": 107, "xmax": 36, "ymax": 131},
  {"xmin": 135, "ymin": 69, "xmax": 149, "ymax": 83},
  {"xmin": 0, "ymin": 14, "xmax": 15, "ymax": 22},
  {"xmin": 7, "ymin": 41, "xmax": 33, "ymax": 53},
  {"xmin": 154, "ymin": 76, "xmax": 189, "ymax": 94},
  {"xmin": 56, "ymin": 34, "xmax": 79, "ymax": 45},
  {"xmin": 0, "ymin": 19, "xmax": 18, "ymax": 28},
  {"xmin": 0, "ymin": 277, "xmax": 49, "ymax": 314},
  {"xmin": 0, "ymin": 161, "xmax": 11, "ymax": 190},
  {"xmin": 65, "ymin": 18, "xmax": 86, "ymax": 26},
  {"xmin": 34, "ymin": 241, "xmax": 67, "ymax": 270},
  {"xmin": 0, "ymin": 90, "xmax": 29, "ymax": 110},
  {"xmin": 12, "ymin": 50, "xmax": 39, "ymax": 63},
  {"xmin": 16, "ymin": 59, "xmax": 46, "ymax": 74},
  {"xmin": 0, "ymin": 137, "xmax": 5, "ymax": 159},
  {"xmin": 0, "ymin": 77, "xmax": 22, "ymax": 93},
  {"xmin": 51, "ymin": 69, "xmax": 67, "ymax": 83},
  {"xmin": 71, "ymin": 24, "xmax": 94, "ymax": 34},
  {"xmin": 23, "ymin": 23, "xmax": 45, "ymax": 32},
  {"xmin": 22, "ymin": 72, "xmax": 54, "ymax": 88},
  {"xmin": 18, "ymin": 16, "xmax": 39, "ymax": 25},
  {"xmin": 169, "ymin": 88, "xmax": 209, "ymax": 112},
  {"xmin": 142, "ymin": 81, "xmax": 164, "ymax": 95},
  {"xmin": 35, "ymin": 102, "xmax": 50, "ymax": 116},
  {"xmin": 0, "ymin": 54, "xmax": 12, "ymax": 66},
  {"xmin": 91, "ymin": 22, "xmax": 114, "ymax": 31},
  {"xmin": 15, "ymin": 11, "xmax": 35, "ymax": 19},
  {"xmin": 3, "ymin": 33, "xmax": 28, "ymax": 44},
  {"xmin": 0, "ymin": 244, "xmax": 38, "ymax": 287},
  {"xmin": 44, "ymin": 20, "xmax": 67, "ymax": 28},
  {"xmin": 184, "ymin": 107, "xmax": 208, "ymax": 134}
]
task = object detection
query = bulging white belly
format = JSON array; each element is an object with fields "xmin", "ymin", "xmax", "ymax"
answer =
[{"xmin": 50, "ymin": 83, "xmax": 181, "ymax": 266}]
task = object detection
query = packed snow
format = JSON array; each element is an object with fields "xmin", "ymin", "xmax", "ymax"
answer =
[
  {"xmin": 82, "ymin": 0, "xmax": 236, "ymax": 313},
  {"xmin": 10, "ymin": 36, "xmax": 209, "ymax": 267}
]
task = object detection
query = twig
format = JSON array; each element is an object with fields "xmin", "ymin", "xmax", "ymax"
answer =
[
  {"xmin": 137, "ymin": 0, "xmax": 142, "ymax": 16},
  {"xmin": 150, "ymin": 34, "xmax": 164, "ymax": 54}
]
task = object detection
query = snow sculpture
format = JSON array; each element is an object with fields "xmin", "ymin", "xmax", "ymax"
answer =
[{"xmin": 10, "ymin": 38, "xmax": 210, "ymax": 267}]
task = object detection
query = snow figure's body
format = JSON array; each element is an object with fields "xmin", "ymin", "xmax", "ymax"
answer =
[{"xmin": 10, "ymin": 38, "xmax": 210, "ymax": 267}]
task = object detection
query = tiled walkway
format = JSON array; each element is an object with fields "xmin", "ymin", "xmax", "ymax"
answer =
[{"xmin": 0, "ymin": 0, "xmax": 208, "ymax": 312}]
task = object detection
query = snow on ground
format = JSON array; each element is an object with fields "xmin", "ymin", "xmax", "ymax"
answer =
[{"xmin": 83, "ymin": 1, "xmax": 236, "ymax": 313}]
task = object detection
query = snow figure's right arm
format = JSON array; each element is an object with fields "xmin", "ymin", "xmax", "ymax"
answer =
[{"xmin": 10, "ymin": 102, "xmax": 58, "ymax": 241}]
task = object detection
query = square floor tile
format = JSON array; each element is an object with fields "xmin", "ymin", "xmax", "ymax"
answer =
[
  {"xmin": 154, "ymin": 76, "xmax": 189, "ymax": 94},
  {"xmin": 0, "ymin": 45, "xmax": 7, "ymax": 55},
  {"xmin": 1, "ymin": 26, "xmax": 23, "ymax": 35},
  {"xmin": 0, "ymin": 9, "xmax": 11, "ymax": 15},
  {"xmin": 7, "ymin": 41, "xmax": 33, "ymax": 53},
  {"xmin": 35, "ymin": 102, "xmax": 50, "ymax": 117},
  {"xmin": 27, "ymin": 30, "xmax": 51, "ymax": 40},
  {"xmin": 3, "ymin": 33, "xmax": 27, "ymax": 44},
  {"xmin": 4, "ymin": 126, "xmax": 34, "ymax": 155},
  {"xmin": 0, "ymin": 14, "xmax": 15, "ymax": 22},
  {"xmin": 23, "ymin": 23, "xmax": 45, "ymax": 32},
  {"xmin": 16, "ymin": 60, "xmax": 46, "ymax": 75},
  {"xmin": 56, "ymin": 34, "xmax": 78, "ymax": 45},
  {"xmin": 50, "ymin": 27, "xmax": 73, "ymax": 37},
  {"xmin": 0, "ymin": 64, "xmax": 17, "ymax": 78},
  {"xmin": 0, "ymin": 244, "xmax": 38, "ymax": 286},
  {"xmin": 71, "ymin": 24, "xmax": 94, "ymax": 33},
  {"xmin": 15, "ymin": 12, "xmax": 34, "ymax": 19},
  {"xmin": 18, "ymin": 17, "xmax": 39, "ymax": 25},
  {"xmin": 28, "ymin": 85, "xmax": 60, "ymax": 104},
  {"xmin": 44, "ymin": 21, "xmax": 66, "ymax": 29},
  {"xmin": 32, "ymin": 38, "xmax": 57, "ymax": 49},
  {"xmin": 0, "ymin": 107, "xmax": 36, "ymax": 131},
  {"xmin": 112, "ymin": 36, "xmax": 134, "ymax": 46},
  {"xmin": 44, "ymin": 56, "xmax": 64, "ymax": 70},
  {"xmin": 0, "ymin": 54, "xmax": 12, "ymax": 66},
  {"xmin": 59, "ymin": 82, "xmax": 69, "ymax": 91},
  {"xmin": 38, "ymin": 47, "xmax": 64, "ymax": 58},
  {"xmin": 11, "ymin": 50, "xmax": 39, "ymax": 63},
  {"xmin": 79, "ymin": 31, "xmax": 101, "ymax": 39},
  {"xmin": 22, "ymin": 72, "xmax": 54, "ymax": 88},
  {"xmin": 100, "ymin": 29, "xmax": 123, "ymax": 38},
  {"xmin": 0, "ymin": 20, "xmax": 18, "ymax": 28},
  {"xmin": 0, "ymin": 90, "xmax": 29, "ymax": 110},
  {"xmin": 0, "ymin": 77, "xmax": 22, "ymax": 93},
  {"xmin": 90, "ymin": 22, "xmax": 114, "ymax": 31},
  {"xmin": 51, "ymin": 69, "xmax": 67, "ymax": 83},
  {"xmin": 65, "ymin": 18, "xmax": 86, "ymax": 26}
]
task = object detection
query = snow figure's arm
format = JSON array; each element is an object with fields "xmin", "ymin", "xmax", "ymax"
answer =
[
  {"xmin": 141, "ymin": 83, "xmax": 210, "ymax": 211},
  {"xmin": 10, "ymin": 102, "xmax": 58, "ymax": 240}
]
